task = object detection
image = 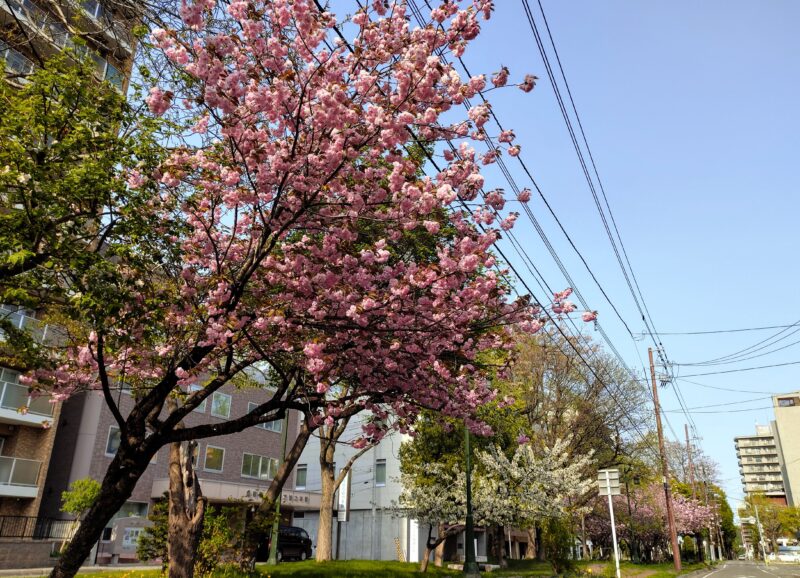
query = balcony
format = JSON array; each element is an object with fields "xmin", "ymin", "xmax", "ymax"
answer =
[
  {"xmin": 0, "ymin": 457, "xmax": 41, "ymax": 498},
  {"xmin": 0, "ymin": 370, "xmax": 54, "ymax": 427}
]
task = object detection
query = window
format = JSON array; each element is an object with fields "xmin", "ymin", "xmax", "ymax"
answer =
[
  {"xmin": 375, "ymin": 459, "xmax": 386, "ymax": 487},
  {"xmin": 777, "ymin": 397, "xmax": 797, "ymax": 407},
  {"xmin": 211, "ymin": 392, "xmax": 231, "ymax": 419},
  {"xmin": 248, "ymin": 402, "xmax": 282, "ymax": 432},
  {"xmin": 106, "ymin": 426, "xmax": 121, "ymax": 456},
  {"xmin": 188, "ymin": 384, "xmax": 207, "ymax": 413},
  {"xmin": 119, "ymin": 502, "xmax": 148, "ymax": 519},
  {"xmin": 122, "ymin": 527, "xmax": 142, "ymax": 548},
  {"xmin": 104, "ymin": 61, "xmax": 124, "ymax": 91},
  {"xmin": 81, "ymin": 0, "xmax": 105, "ymax": 19},
  {"xmin": 241, "ymin": 453, "xmax": 279, "ymax": 480},
  {"xmin": 47, "ymin": 21, "xmax": 69, "ymax": 48},
  {"xmin": 203, "ymin": 446, "xmax": 225, "ymax": 472},
  {"xmin": 295, "ymin": 464, "xmax": 307, "ymax": 490}
]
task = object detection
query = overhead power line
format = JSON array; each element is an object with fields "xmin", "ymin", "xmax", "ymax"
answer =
[
  {"xmin": 519, "ymin": 0, "xmax": 702, "ymax": 439},
  {"xmin": 676, "ymin": 318, "xmax": 800, "ymax": 366},
  {"xmin": 677, "ymin": 359, "xmax": 800, "ymax": 378},
  {"xmin": 657, "ymin": 323, "xmax": 800, "ymax": 335},
  {"xmin": 663, "ymin": 406, "xmax": 774, "ymax": 414},
  {"xmin": 677, "ymin": 377, "xmax": 784, "ymax": 396},
  {"xmin": 662, "ymin": 396, "xmax": 774, "ymax": 411},
  {"xmin": 336, "ymin": 0, "xmax": 663, "ymax": 463}
]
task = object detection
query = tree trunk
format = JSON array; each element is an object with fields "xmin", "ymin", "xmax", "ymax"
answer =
[
  {"xmin": 316, "ymin": 450, "xmax": 336, "ymax": 562},
  {"xmin": 167, "ymin": 440, "xmax": 206, "ymax": 578},
  {"xmin": 434, "ymin": 523, "xmax": 446, "ymax": 567},
  {"xmin": 50, "ymin": 443, "xmax": 155, "ymax": 578},
  {"xmin": 535, "ymin": 524, "xmax": 546, "ymax": 561},
  {"xmin": 489, "ymin": 525, "xmax": 507, "ymax": 568},
  {"xmin": 525, "ymin": 527, "xmax": 536, "ymax": 559}
]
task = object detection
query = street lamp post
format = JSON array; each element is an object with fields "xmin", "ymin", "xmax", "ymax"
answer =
[{"xmin": 463, "ymin": 427, "xmax": 480, "ymax": 577}]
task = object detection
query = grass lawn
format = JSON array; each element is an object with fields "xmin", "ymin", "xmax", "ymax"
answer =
[
  {"xmin": 253, "ymin": 560, "xmax": 460, "ymax": 577},
  {"xmin": 478, "ymin": 559, "xmax": 556, "ymax": 576},
  {"xmin": 574, "ymin": 560, "xmax": 712, "ymax": 578},
  {"xmin": 69, "ymin": 559, "xmax": 714, "ymax": 578},
  {"xmin": 70, "ymin": 561, "xmax": 460, "ymax": 578}
]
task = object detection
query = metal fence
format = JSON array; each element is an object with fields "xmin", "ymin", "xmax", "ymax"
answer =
[{"xmin": 0, "ymin": 516, "xmax": 73, "ymax": 540}]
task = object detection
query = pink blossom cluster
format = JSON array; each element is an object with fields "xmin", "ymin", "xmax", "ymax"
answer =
[{"xmin": 31, "ymin": 1, "xmax": 595, "ymax": 440}]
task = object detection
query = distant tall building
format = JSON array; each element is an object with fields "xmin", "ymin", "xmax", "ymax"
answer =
[
  {"xmin": 771, "ymin": 391, "xmax": 800, "ymax": 507},
  {"xmin": 734, "ymin": 423, "xmax": 788, "ymax": 505}
]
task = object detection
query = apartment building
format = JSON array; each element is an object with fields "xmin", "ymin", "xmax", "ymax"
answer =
[
  {"xmin": 37, "ymin": 381, "xmax": 314, "ymax": 563},
  {"xmin": 292, "ymin": 414, "xmax": 490, "ymax": 564},
  {"xmin": 0, "ymin": 307, "xmax": 60, "ymax": 519},
  {"xmin": 734, "ymin": 424, "xmax": 788, "ymax": 505},
  {"xmin": 0, "ymin": 0, "xmax": 137, "ymax": 525},
  {"xmin": 771, "ymin": 391, "xmax": 800, "ymax": 507}
]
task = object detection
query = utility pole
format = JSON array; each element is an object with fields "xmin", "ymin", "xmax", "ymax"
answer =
[
  {"xmin": 685, "ymin": 424, "xmax": 696, "ymax": 499},
  {"xmin": 753, "ymin": 504, "xmax": 768, "ymax": 565},
  {"xmin": 703, "ymin": 480, "xmax": 715, "ymax": 562},
  {"xmin": 649, "ymin": 348, "xmax": 682, "ymax": 572},
  {"xmin": 463, "ymin": 428, "xmax": 480, "ymax": 577}
]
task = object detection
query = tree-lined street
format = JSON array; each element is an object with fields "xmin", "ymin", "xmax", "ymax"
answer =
[{"xmin": 1, "ymin": 1, "xmax": 800, "ymax": 577}]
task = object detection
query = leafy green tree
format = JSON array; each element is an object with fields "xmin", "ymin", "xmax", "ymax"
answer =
[
  {"xmin": 60, "ymin": 478, "xmax": 101, "ymax": 554},
  {"xmin": 60, "ymin": 478, "xmax": 101, "ymax": 518},
  {"xmin": 137, "ymin": 497, "xmax": 168, "ymax": 572},
  {"xmin": 0, "ymin": 53, "xmax": 165, "ymax": 369},
  {"xmin": 778, "ymin": 506, "xmax": 800, "ymax": 539}
]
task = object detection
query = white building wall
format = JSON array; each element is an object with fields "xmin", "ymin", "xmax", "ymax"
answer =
[{"xmin": 292, "ymin": 414, "xmax": 429, "ymax": 561}]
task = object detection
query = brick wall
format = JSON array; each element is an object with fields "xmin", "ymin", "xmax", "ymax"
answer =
[
  {"xmin": 42, "ymin": 386, "xmax": 299, "ymax": 519},
  {"xmin": 0, "ymin": 402, "xmax": 60, "ymax": 517},
  {"xmin": 0, "ymin": 540, "xmax": 58, "ymax": 569}
]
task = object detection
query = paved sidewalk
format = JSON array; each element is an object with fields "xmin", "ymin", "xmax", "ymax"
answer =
[{"xmin": 0, "ymin": 564, "xmax": 159, "ymax": 578}]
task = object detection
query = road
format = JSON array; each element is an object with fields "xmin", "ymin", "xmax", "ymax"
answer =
[{"xmin": 699, "ymin": 561, "xmax": 800, "ymax": 578}]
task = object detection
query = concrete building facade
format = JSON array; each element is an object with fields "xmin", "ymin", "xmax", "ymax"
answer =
[
  {"xmin": 734, "ymin": 424, "xmax": 788, "ymax": 505},
  {"xmin": 291, "ymin": 415, "xmax": 491, "ymax": 564},
  {"xmin": 771, "ymin": 391, "xmax": 800, "ymax": 507}
]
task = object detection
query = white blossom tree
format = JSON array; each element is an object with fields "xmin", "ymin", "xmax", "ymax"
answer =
[
  {"xmin": 475, "ymin": 439, "xmax": 595, "ymax": 529},
  {"xmin": 396, "ymin": 438, "xmax": 594, "ymax": 572}
]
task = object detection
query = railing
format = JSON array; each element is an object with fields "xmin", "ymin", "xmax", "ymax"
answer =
[
  {"xmin": 0, "ymin": 456, "xmax": 42, "ymax": 487},
  {"xmin": 0, "ymin": 516, "xmax": 72, "ymax": 539},
  {"xmin": 0, "ymin": 375, "xmax": 54, "ymax": 417}
]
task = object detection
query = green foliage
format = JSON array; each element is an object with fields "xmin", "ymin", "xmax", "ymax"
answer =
[
  {"xmin": 0, "ymin": 51, "xmax": 167, "ymax": 370},
  {"xmin": 711, "ymin": 486, "xmax": 736, "ymax": 555},
  {"xmin": 541, "ymin": 517, "xmax": 577, "ymax": 575},
  {"xmin": 60, "ymin": 478, "xmax": 101, "ymax": 518},
  {"xmin": 136, "ymin": 498, "xmax": 168, "ymax": 572},
  {"xmin": 195, "ymin": 506, "xmax": 242, "ymax": 578},
  {"xmin": 778, "ymin": 506, "xmax": 800, "ymax": 538}
]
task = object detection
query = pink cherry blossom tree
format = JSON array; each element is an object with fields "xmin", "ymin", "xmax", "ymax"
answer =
[
  {"xmin": 32, "ymin": 2, "xmax": 597, "ymax": 576},
  {"xmin": 586, "ymin": 482, "xmax": 714, "ymax": 562}
]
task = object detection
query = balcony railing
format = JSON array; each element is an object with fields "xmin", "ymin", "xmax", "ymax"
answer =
[
  {"xmin": 0, "ymin": 516, "xmax": 71, "ymax": 539},
  {"xmin": 0, "ymin": 456, "xmax": 41, "ymax": 487},
  {"xmin": 0, "ymin": 371, "xmax": 54, "ymax": 418}
]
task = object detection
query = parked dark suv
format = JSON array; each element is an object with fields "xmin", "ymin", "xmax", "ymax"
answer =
[{"xmin": 264, "ymin": 525, "xmax": 313, "ymax": 561}]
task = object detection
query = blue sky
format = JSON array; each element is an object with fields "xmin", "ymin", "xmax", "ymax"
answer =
[{"xmin": 447, "ymin": 0, "xmax": 800, "ymax": 505}]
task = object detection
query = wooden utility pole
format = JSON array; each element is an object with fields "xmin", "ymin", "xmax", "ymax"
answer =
[
  {"xmin": 685, "ymin": 424, "xmax": 696, "ymax": 499},
  {"xmin": 649, "ymin": 347, "xmax": 682, "ymax": 572}
]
